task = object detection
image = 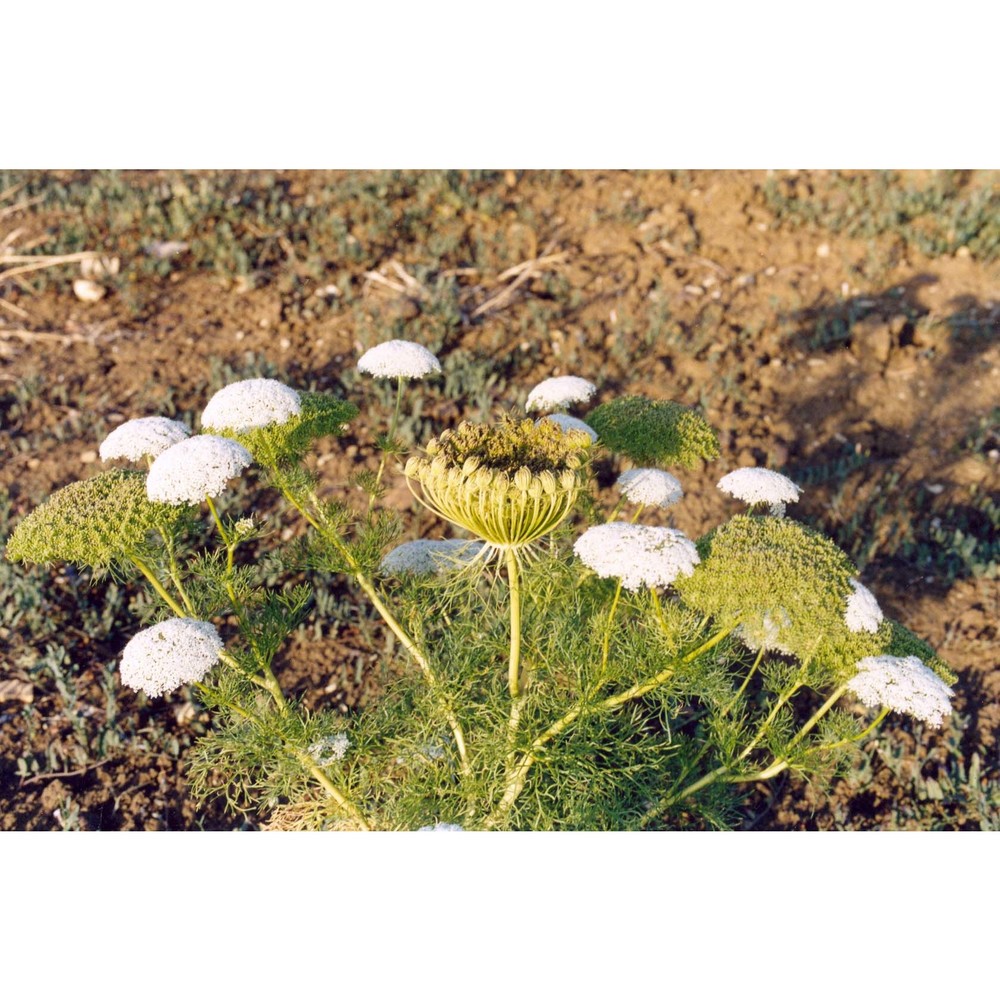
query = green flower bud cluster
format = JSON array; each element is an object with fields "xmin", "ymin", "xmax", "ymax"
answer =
[
  {"xmin": 586, "ymin": 395, "xmax": 720, "ymax": 467},
  {"xmin": 217, "ymin": 392, "xmax": 359, "ymax": 465},
  {"xmin": 404, "ymin": 417, "xmax": 591, "ymax": 550},
  {"xmin": 5, "ymin": 470, "xmax": 185, "ymax": 570}
]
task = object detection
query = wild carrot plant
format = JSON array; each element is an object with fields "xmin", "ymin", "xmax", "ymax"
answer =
[{"xmin": 5, "ymin": 343, "xmax": 956, "ymax": 830}]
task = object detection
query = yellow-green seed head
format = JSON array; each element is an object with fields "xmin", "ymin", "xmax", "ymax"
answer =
[
  {"xmin": 405, "ymin": 416, "xmax": 591, "ymax": 549},
  {"xmin": 675, "ymin": 514, "xmax": 882, "ymax": 671},
  {"xmin": 5, "ymin": 470, "xmax": 186, "ymax": 571}
]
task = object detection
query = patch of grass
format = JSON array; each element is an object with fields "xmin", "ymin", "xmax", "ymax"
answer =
[{"xmin": 762, "ymin": 170, "xmax": 1000, "ymax": 261}]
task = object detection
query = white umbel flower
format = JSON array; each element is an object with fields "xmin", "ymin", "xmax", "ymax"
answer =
[
  {"xmin": 574, "ymin": 522, "xmax": 700, "ymax": 591},
  {"xmin": 616, "ymin": 468, "xmax": 684, "ymax": 508},
  {"xmin": 845, "ymin": 579, "xmax": 884, "ymax": 634},
  {"xmin": 119, "ymin": 617, "xmax": 223, "ymax": 697},
  {"xmin": 308, "ymin": 733, "xmax": 351, "ymax": 765},
  {"xmin": 847, "ymin": 655, "xmax": 954, "ymax": 727},
  {"xmin": 201, "ymin": 378, "xmax": 302, "ymax": 432},
  {"xmin": 717, "ymin": 467, "xmax": 802, "ymax": 515},
  {"xmin": 146, "ymin": 435, "xmax": 253, "ymax": 504},
  {"xmin": 537, "ymin": 413, "xmax": 599, "ymax": 443},
  {"xmin": 525, "ymin": 375, "xmax": 597, "ymax": 412},
  {"xmin": 379, "ymin": 539, "xmax": 485, "ymax": 576},
  {"xmin": 417, "ymin": 822, "xmax": 464, "ymax": 831},
  {"xmin": 99, "ymin": 417, "xmax": 191, "ymax": 462},
  {"xmin": 357, "ymin": 340, "xmax": 442, "ymax": 379}
]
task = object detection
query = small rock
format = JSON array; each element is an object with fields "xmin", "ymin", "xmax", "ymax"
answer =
[
  {"xmin": 79, "ymin": 449, "xmax": 98, "ymax": 464},
  {"xmin": 73, "ymin": 279, "xmax": 105, "ymax": 302},
  {"xmin": 816, "ymin": 243, "xmax": 830, "ymax": 258},
  {"xmin": 80, "ymin": 255, "xmax": 120, "ymax": 279},
  {"xmin": 0, "ymin": 679, "xmax": 33, "ymax": 704},
  {"xmin": 144, "ymin": 240, "xmax": 190, "ymax": 259}
]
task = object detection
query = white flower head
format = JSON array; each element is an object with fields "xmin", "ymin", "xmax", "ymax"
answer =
[
  {"xmin": 847, "ymin": 655, "xmax": 953, "ymax": 727},
  {"xmin": 308, "ymin": 733, "xmax": 351, "ymax": 766},
  {"xmin": 119, "ymin": 617, "xmax": 223, "ymax": 698},
  {"xmin": 201, "ymin": 378, "xmax": 301, "ymax": 432},
  {"xmin": 146, "ymin": 435, "xmax": 253, "ymax": 505},
  {"xmin": 525, "ymin": 375, "xmax": 597, "ymax": 412},
  {"xmin": 717, "ymin": 467, "xmax": 802, "ymax": 515},
  {"xmin": 616, "ymin": 468, "xmax": 684, "ymax": 509},
  {"xmin": 99, "ymin": 416, "xmax": 191, "ymax": 462},
  {"xmin": 357, "ymin": 340, "xmax": 442, "ymax": 379},
  {"xmin": 574, "ymin": 522, "xmax": 700, "ymax": 592},
  {"xmin": 379, "ymin": 539, "xmax": 485, "ymax": 576},
  {"xmin": 417, "ymin": 822, "xmax": 465, "ymax": 832},
  {"xmin": 537, "ymin": 413, "xmax": 599, "ymax": 443},
  {"xmin": 845, "ymin": 579, "xmax": 884, "ymax": 634}
]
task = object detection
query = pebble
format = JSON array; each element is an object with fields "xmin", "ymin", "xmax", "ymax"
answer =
[
  {"xmin": 79, "ymin": 450, "xmax": 98, "ymax": 464},
  {"xmin": 73, "ymin": 279, "xmax": 105, "ymax": 302},
  {"xmin": 816, "ymin": 243, "xmax": 830, "ymax": 258}
]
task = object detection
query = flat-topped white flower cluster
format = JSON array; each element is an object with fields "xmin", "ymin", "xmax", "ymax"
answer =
[
  {"xmin": 525, "ymin": 375, "xmax": 596, "ymax": 412},
  {"xmin": 201, "ymin": 377, "xmax": 302, "ymax": 432},
  {"xmin": 120, "ymin": 617, "xmax": 223, "ymax": 697},
  {"xmin": 357, "ymin": 340, "xmax": 442, "ymax": 380},
  {"xmin": 146, "ymin": 435, "xmax": 253, "ymax": 504},
  {"xmin": 308, "ymin": 733, "xmax": 351, "ymax": 765},
  {"xmin": 616, "ymin": 468, "xmax": 684, "ymax": 509},
  {"xmin": 574, "ymin": 522, "xmax": 700, "ymax": 591},
  {"xmin": 718, "ymin": 467, "xmax": 801, "ymax": 515},
  {"xmin": 847, "ymin": 654, "xmax": 954, "ymax": 727},
  {"xmin": 99, "ymin": 416, "xmax": 190, "ymax": 462},
  {"xmin": 380, "ymin": 539, "xmax": 485, "ymax": 576}
]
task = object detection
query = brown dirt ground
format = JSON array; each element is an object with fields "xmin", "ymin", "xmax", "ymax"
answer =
[{"xmin": 1, "ymin": 170, "xmax": 997, "ymax": 830}]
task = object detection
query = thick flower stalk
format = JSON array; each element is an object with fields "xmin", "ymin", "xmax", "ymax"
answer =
[{"xmin": 406, "ymin": 416, "xmax": 592, "ymax": 703}]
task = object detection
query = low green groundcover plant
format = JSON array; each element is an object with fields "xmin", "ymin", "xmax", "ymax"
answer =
[{"xmin": 5, "ymin": 345, "xmax": 957, "ymax": 830}]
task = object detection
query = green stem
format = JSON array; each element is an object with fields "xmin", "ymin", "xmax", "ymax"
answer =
[
  {"xmin": 738, "ymin": 702, "xmax": 892, "ymax": 783},
  {"xmin": 279, "ymin": 479, "xmax": 471, "ymax": 778},
  {"xmin": 132, "ymin": 557, "xmax": 187, "ymax": 617},
  {"xmin": 722, "ymin": 646, "xmax": 765, "ymax": 717},
  {"xmin": 370, "ymin": 375, "xmax": 404, "ymax": 508},
  {"xmin": 596, "ymin": 580, "xmax": 624, "ymax": 687},
  {"xmin": 507, "ymin": 549, "xmax": 523, "ymax": 699},
  {"xmin": 486, "ymin": 626, "xmax": 734, "ymax": 826},
  {"xmin": 194, "ymin": 682, "xmax": 370, "ymax": 829}
]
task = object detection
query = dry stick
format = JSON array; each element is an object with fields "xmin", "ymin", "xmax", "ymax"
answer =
[
  {"xmin": 470, "ymin": 244, "xmax": 567, "ymax": 319},
  {"xmin": 0, "ymin": 252, "xmax": 99, "ymax": 281},
  {"xmin": 0, "ymin": 300, "xmax": 30, "ymax": 319}
]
